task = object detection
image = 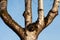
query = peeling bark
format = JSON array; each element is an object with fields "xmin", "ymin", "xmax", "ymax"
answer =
[{"xmin": 0, "ymin": 0, "xmax": 60, "ymax": 40}]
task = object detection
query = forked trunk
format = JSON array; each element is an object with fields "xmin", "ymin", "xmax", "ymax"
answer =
[{"xmin": 0, "ymin": 0, "xmax": 60, "ymax": 40}]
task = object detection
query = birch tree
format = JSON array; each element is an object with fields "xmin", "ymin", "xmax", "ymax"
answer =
[{"xmin": 0, "ymin": 0, "xmax": 60, "ymax": 40}]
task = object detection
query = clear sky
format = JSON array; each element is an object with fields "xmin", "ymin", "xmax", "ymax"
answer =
[{"xmin": 0, "ymin": 0, "xmax": 60, "ymax": 40}]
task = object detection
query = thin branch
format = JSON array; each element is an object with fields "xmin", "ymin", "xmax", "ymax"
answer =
[
  {"xmin": 0, "ymin": 0, "xmax": 25, "ymax": 38},
  {"xmin": 36, "ymin": 0, "xmax": 44, "ymax": 31},
  {"xmin": 23, "ymin": 0, "xmax": 32, "ymax": 27},
  {"xmin": 37, "ymin": 0, "xmax": 44, "ymax": 26},
  {"xmin": 33, "ymin": 0, "xmax": 45, "ymax": 35},
  {"xmin": 44, "ymin": 0, "xmax": 60, "ymax": 27}
]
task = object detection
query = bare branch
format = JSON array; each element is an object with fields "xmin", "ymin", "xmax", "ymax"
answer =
[
  {"xmin": 23, "ymin": 0, "xmax": 32, "ymax": 27},
  {"xmin": 30, "ymin": 0, "xmax": 45, "ymax": 35},
  {"xmin": 35, "ymin": 0, "xmax": 45, "ymax": 32},
  {"xmin": 37, "ymin": 0, "xmax": 44, "ymax": 26},
  {"xmin": 44, "ymin": 0, "xmax": 60, "ymax": 27},
  {"xmin": 0, "ymin": 0, "xmax": 7, "ymax": 10},
  {"xmin": 1, "ymin": 10, "xmax": 25, "ymax": 38},
  {"xmin": 0, "ymin": 0, "xmax": 25, "ymax": 38}
]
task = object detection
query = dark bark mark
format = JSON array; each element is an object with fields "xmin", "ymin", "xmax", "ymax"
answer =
[
  {"xmin": 26, "ymin": 23, "xmax": 38, "ymax": 32},
  {"xmin": 50, "ymin": 10, "xmax": 58, "ymax": 13},
  {"xmin": 23, "ymin": 11, "xmax": 30, "ymax": 17},
  {"xmin": 38, "ymin": 9, "xmax": 43, "ymax": 11}
]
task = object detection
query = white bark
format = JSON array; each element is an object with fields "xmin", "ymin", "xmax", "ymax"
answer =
[
  {"xmin": 23, "ymin": 0, "xmax": 32, "ymax": 27},
  {"xmin": 38, "ymin": 0, "xmax": 44, "ymax": 26},
  {"xmin": 0, "ymin": 0, "xmax": 60, "ymax": 40}
]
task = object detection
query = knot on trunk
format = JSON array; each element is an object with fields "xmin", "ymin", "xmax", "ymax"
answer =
[{"xmin": 26, "ymin": 23, "xmax": 38, "ymax": 32}]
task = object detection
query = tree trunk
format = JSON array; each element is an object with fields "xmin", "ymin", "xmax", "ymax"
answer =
[{"xmin": 0, "ymin": 0, "xmax": 60, "ymax": 40}]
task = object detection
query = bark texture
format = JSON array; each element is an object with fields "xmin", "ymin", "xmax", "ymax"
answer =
[{"xmin": 0, "ymin": 0, "xmax": 60, "ymax": 40}]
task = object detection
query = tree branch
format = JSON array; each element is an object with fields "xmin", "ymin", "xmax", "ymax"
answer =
[
  {"xmin": 0, "ymin": 0, "xmax": 25, "ymax": 38},
  {"xmin": 37, "ymin": 0, "xmax": 44, "ymax": 26},
  {"xmin": 35, "ymin": 0, "xmax": 60, "ymax": 35},
  {"xmin": 1, "ymin": 10, "xmax": 25, "ymax": 38},
  {"xmin": 35, "ymin": 0, "xmax": 44, "ymax": 31},
  {"xmin": 23, "ymin": 0, "xmax": 32, "ymax": 27},
  {"xmin": 44, "ymin": 0, "xmax": 60, "ymax": 27},
  {"xmin": 32, "ymin": 0, "xmax": 45, "ymax": 35}
]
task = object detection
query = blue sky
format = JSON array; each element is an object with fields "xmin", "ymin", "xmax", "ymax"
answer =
[{"xmin": 0, "ymin": 0, "xmax": 60, "ymax": 40}]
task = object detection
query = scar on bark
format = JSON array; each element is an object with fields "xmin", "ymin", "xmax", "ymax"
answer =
[{"xmin": 26, "ymin": 23, "xmax": 38, "ymax": 32}]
